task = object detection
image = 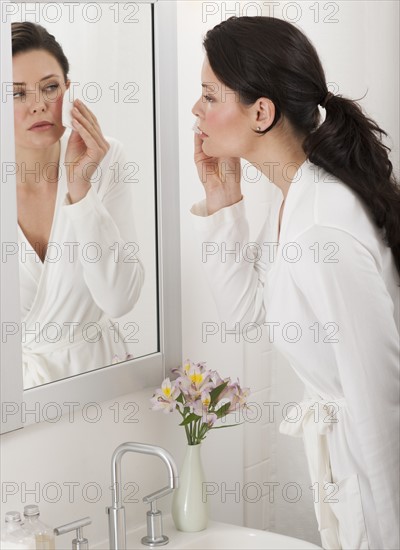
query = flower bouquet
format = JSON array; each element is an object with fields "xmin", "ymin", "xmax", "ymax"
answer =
[
  {"xmin": 150, "ymin": 360, "xmax": 250, "ymax": 444},
  {"xmin": 150, "ymin": 360, "xmax": 250, "ymax": 532}
]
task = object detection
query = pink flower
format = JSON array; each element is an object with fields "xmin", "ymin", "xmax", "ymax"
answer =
[
  {"xmin": 174, "ymin": 361, "xmax": 215, "ymax": 402},
  {"xmin": 150, "ymin": 378, "xmax": 180, "ymax": 414},
  {"xmin": 191, "ymin": 391, "xmax": 218, "ymax": 426},
  {"xmin": 191, "ymin": 390, "xmax": 210, "ymax": 414},
  {"xmin": 210, "ymin": 370, "xmax": 225, "ymax": 387},
  {"xmin": 227, "ymin": 382, "xmax": 251, "ymax": 414}
]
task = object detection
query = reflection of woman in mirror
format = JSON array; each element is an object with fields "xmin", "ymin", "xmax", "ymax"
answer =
[
  {"xmin": 191, "ymin": 16, "xmax": 399, "ymax": 550},
  {"xmin": 12, "ymin": 22, "xmax": 144, "ymax": 389}
]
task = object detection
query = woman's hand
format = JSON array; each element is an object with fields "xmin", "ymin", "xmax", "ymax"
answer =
[
  {"xmin": 64, "ymin": 99, "xmax": 110, "ymax": 203},
  {"xmin": 194, "ymin": 131, "xmax": 242, "ymax": 215}
]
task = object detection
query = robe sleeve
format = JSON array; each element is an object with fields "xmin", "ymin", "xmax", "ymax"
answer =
[
  {"xmin": 288, "ymin": 225, "xmax": 400, "ymax": 549},
  {"xmin": 190, "ymin": 198, "xmax": 270, "ymax": 327},
  {"xmin": 61, "ymin": 139, "xmax": 145, "ymax": 318}
]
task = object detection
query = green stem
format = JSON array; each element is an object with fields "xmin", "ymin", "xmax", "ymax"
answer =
[
  {"xmin": 177, "ymin": 407, "xmax": 191, "ymax": 445},
  {"xmin": 199, "ymin": 423, "xmax": 209, "ymax": 441},
  {"xmin": 189, "ymin": 419, "xmax": 193, "ymax": 444},
  {"xmin": 194, "ymin": 421, "xmax": 197, "ymax": 445},
  {"xmin": 184, "ymin": 423, "xmax": 190, "ymax": 443},
  {"xmin": 197, "ymin": 419, "xmax": 202, "ymax": 444}
]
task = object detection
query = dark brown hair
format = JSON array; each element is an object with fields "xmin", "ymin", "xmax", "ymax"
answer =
[
  {"xmin": 11, "ymin": 21, "xmax": 69, "ymax": 83},
  {"xmin": 204, "ymin": 16, "xmax": 400, "ymax": 280}
]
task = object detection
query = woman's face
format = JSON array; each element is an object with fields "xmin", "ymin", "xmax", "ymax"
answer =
[
  {"xmin": 191, "ymin": 57, "xmax": 255, "ymax": 159},
  {"xmin": 13, "ymin": 49, "xmax": 69, "ymax": 150}
]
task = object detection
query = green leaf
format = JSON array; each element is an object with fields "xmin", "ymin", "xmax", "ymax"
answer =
[
  {"xmin": 210, "ymin": 381, "xmax": 229, "ymax": 405},
  {"xmin": 179, "ymin": 413, "xmax": 201, "ymax": 426},
  {"xmin": 215, "ymin": 402, "xmax": 231, "ymax": 418},
  {"xmin": 210, "ymin": 421, "xmax": 245, "ymax": 430}
]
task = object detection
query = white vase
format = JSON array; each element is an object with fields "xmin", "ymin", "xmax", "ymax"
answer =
[{"xmin": 172, "ymin": 443, "xmax": 208, "ymax": 532}]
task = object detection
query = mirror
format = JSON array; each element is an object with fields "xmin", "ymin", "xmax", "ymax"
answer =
[
  {"xmin": 1, "ymin": 0, "xmax": 181, "ymax": 435},
  {"xmin": 5, "ymin": 2, "xmax": 158, "ymax": 389}
]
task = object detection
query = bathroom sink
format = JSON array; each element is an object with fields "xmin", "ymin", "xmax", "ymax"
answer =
[{"xmin": 92, "ymin": 514, "xmax": 322, "ymax": 549}]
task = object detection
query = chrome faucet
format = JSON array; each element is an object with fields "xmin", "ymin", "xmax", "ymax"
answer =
[{"xmin": 106, "ymin": 442, "xmax": 179, "ymax": 550}]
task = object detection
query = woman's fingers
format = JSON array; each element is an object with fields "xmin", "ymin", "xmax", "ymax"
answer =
[
  {"xmin": 72, "ymin": 100, "xmax": 109, "ymax": 153},
  {"xmin": 74, "ymin": 121, "xmax": 108, "ymax": 157},
  {"xmin": 72, "ymin": 103, "xmax": 110, "ymax": 160},
  {"xmin": 71, "ymin": 118, "xmax": 97, "ymax": 151},
  {"xmin": 73, "ymin": 99, "xmax": 98, "ymax": 127},
  {"xmin": 65, "ymin": 99, "xmax": 110, "ymax": 191},
  {"xmin": 194, "ymin": 131, "xmax": 204, "ymax": 159},
  {"xmin": 194, "ymin": 133, "xmax": 218, "ymax": 184}
]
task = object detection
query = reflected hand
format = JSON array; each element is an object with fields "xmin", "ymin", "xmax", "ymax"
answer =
[
  {"xmin": 65, "ymin": 99, "xmax": 110, "ymax": 203},
  {"xmin": 194, "ymin": 131, "xmax": 242, "ymax": 215}
]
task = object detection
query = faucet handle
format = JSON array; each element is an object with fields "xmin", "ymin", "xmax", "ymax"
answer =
[
  {"xmin": 143, "ymin": 484, "xmax": 175, "ymax": 504},
  {"xmin": 54, "ymin": 517, "xmax": 92, "ymax": 550},
  {"xmin": 141, "ymin": 485, "xmax": 175, "ymax": 546},
  {"xmin": 141, "ymin": 466, "xmax": 178, "ymax": 546},
  {"xmin": 141, "ymin": 500, "xmax": 169, "ymax": 547}
]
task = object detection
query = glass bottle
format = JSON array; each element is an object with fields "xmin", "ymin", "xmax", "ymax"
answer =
[
  {"xmin": 1, "ymin": 511, "xmax": 36, "ymax": 549},
  {"xmin": 22, "ymin": 506, "xmax": 55, "ymax": 550}
]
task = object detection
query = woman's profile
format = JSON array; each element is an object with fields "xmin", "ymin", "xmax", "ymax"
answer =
[
  {"xmin": 12, "ymin": 21, "xmax": 144, "ymax": 388},
  {"xmin": 191, "ymin": 16, "xmax": 399, "ymax": 550}
]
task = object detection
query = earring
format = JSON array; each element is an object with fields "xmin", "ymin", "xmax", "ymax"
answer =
[{"xmin": 257, "ymin": 126, "xmax": 261, "ymax": 131}]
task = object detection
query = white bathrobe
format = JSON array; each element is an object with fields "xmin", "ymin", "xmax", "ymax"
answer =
[
  {"xmin": 190, "ymin": 159, "xmax": 399, "ymax": 550},
  {"xmin": 19, "ymin": 128, "xmax": 144, "ymax": 388}
]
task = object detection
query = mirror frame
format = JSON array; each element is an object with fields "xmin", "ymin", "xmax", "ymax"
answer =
[{"xmin": 0, "ymin": 0, "xmax": 181, "ymax": 434}]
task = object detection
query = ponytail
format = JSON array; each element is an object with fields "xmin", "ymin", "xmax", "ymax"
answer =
[{"xmin": 303, "ymin": 94, "xmax": 400, "ymax": 281}]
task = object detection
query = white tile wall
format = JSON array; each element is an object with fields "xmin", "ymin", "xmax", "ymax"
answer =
[
  {"xmin": 243, "ymin": 340, "xmax": 276, "ymax": 531},
  {"xmin": 243, "ymin": 342, "xmax": 321, "ymax": 544}
]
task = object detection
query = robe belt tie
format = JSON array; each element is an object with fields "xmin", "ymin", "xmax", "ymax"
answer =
[
  {"xmin": 23, "ymin": 315, "xmax": 113, "ymax": 354},
  {"xmin": 279, "ymin": 397, "xmax": 346, "ymax": 549},
  {"xmin": 22, "ymin": 316, "xmax": 114, "ymax": 386}
]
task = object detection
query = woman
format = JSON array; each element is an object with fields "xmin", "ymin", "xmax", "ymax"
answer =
[
  {"xmin": 12, "ymin": 21, "xmax": 144, "ymax": 388},
  {"xmin": 191, "ymin": 16, "xmax": 399, "ymax": 550}
]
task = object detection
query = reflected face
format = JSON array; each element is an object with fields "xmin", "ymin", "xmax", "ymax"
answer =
[
  {"xmin": 12, "ymin": 49, "xmax": 69, "ymax": 149},
  {"xmin": 191, "ymin": 57, "xmax": 253, "ymax": 158}
]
